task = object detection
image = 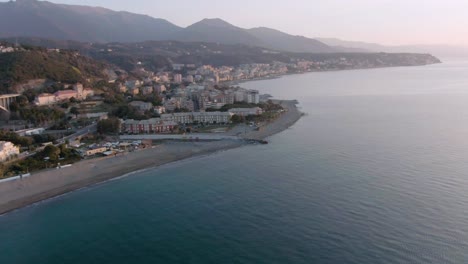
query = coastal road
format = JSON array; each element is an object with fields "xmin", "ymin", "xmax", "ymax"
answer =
[{"xmin": 58, "ymin": 124, "xmax": 97, "ymax": 143}]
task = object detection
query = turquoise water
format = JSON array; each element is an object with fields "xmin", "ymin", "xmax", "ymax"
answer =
[{"xmin": 2, "ymin": 61, "xmax": 468, "ymax": 263}]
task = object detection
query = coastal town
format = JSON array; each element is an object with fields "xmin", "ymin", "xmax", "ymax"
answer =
[
  {"xmin": 0, "ymin": 37, "xmax": 439, "ymax": 214},
  {"xmin": 0, "ymin": 43, "xmax": 302, "ymax": 180}
]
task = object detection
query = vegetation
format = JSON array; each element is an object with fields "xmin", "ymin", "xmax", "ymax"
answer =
[
  {"xmin": 16, "ymin": 106, "xmax": 66, "ymax": 126},
  {"xmin": 207, "ymin": 100, "xmax": 283, "ymax": 113},
  {"xmin": 230, "ymin": 114, "xmax": 244, "ymax": 124},
  {"xmin": 0, "ymin": 130, "xmax": 33, "ymax": 149},
  {"xmin": 111, "ymin": 105, "xmax": 151, "ymax": 120},
  {"xmin": 2, "ymin": 38, "xmax": 440, "ymax": 75},
  {"xmin": 97, "ymin": 117, "xmax": 121, "ymax": 135},
  {"xmin": 0, "ymin": 45, "xmax": 109, "ymax": 93},
  {"xmin": 1, "ymin": 144, "xmax": 81, "ymax": 178},
  {"xmin": 70, "ymin": 107, "xmax": 80, "ymax": 118}
]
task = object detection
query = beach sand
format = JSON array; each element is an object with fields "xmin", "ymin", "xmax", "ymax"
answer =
[{"xmin": 0, "ymin": 100, "xmax": 302, "ymax": 215}]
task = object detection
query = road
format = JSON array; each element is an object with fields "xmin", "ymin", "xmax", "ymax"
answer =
[{"xmin": 62, "ymin": 124, "xmax": 97, "ymax": 142}]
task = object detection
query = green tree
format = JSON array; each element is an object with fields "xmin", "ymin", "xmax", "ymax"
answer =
[
  {"xmin": 42, "ymin": 145, "xmax": 61, "ymax": 162},
  {"xmin": 70, "ymin": 107, "xmax": 80, "ymax": 118},
  {"xmin": 231, "ymin": 115, "xmax": 244, "ymax": 124},
  {"xmin": 97, "ymin": 118, "xmax": 121, "ymax": 135}
]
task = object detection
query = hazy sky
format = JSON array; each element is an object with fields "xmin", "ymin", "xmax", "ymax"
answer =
[{"xmin": 8, "ymin": 0, "xmax": 468, "ymax": 45}]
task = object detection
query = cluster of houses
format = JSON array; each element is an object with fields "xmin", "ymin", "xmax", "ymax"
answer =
[
  {"xmin": 121, "ymin": 82, "xmax": 261, "ymax": 114},
  {"xmin": 171, "ymin": 63, "xmax": 289, "ymax": 83},
  {"xmin": 35, "ymin": 83, "xmax": 94, "ymax": 106},
  {"xmin": 0, "ymin": 45, "xmax": 15, "ymax": 53},
  {"xmin": 0, "ymin": 141, "xmax": 20, "ymax": 162}
]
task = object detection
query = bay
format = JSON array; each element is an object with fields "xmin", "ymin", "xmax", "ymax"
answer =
[{"xmin": 1, "ymin": 61, "xmax": 468, "ymax": 263}]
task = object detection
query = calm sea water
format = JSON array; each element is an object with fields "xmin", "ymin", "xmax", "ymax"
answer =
[{"xmin": 2, "ymin": 61, "xmax": 468, "ymax": 263}]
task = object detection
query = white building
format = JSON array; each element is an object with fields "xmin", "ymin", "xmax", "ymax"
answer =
[
  {"xmin": 15, "ymin": 128, "xmax": 46, "ymax": 137},
  {"xmin": 229, "ymin": 107, "xmax": 263, "ymax": 117},
  {"xmin": 185, "ymin": 75, "xmax": 194, "ymax": 83},
  {"xmin": 0, "ymin": 141, "xmax": 20, "ymax": 162},
  {"xmin": 161, "ymin": 112, "xmax": 232, "ymax": 125},
  {"xmin": 0, "ymin": 47, "xmax": 14, "ymax": 53},
  {"xmin": 161, "ymin": 113, "xmax": 194, "ymax": 124},
  {"xmin": 154, "ymin": 106, "xmax": 166, "ymax": 115},
  {"xmin": 173, "ymin": 74, "xmax": 183, "ymax": 83},
  {"xmin": 129, "ymin": 101, "xmax": 153, "ymax": 111},
  {"xmin": 35, "ymin": 93, "xmax": 56, "ymax": 106},
  {"xmin": 192, "ymin": 112, "xmax": 232, "ymax": 124},
  {"xmin": 245, "ymin": 90, "xmax": 260, "ymax": 104}
]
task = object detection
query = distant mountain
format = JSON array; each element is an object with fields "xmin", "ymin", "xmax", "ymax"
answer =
[
  {"xmin": 0, "ymin": 0, "xmax": 182, "ymax": 43},
  {"xmin": 178, "ymin": 20, "xmax": 337, "ymax": 53},
  {"xmin": 247, "ymin": 27, "xmax": 336, "ymax": 53},
  {"xmin": 0, "ymin": 0, "xmax": 454, "ymax": 56},
  {"xmin": 318, "ymin": 38, "xmax": 468, "ymax": 58},
  {"xmin": 317, "ymin": 38, "xmax": 385, "ymax": 52},
  {"xmin": 177, "ymin": 18, "xmax": 262, "ymax": 47},
  {"xmin": 0, "ymin": 0, "xmax": 336, "ymax": 53}
]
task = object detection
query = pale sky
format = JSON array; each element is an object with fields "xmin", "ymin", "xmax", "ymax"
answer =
[{"xmin": 6, "ymin": 0, "xmax": 468, "ymax": 46}]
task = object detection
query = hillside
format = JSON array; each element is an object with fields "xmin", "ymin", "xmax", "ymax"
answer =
[
  {"xmin": 1, "ymin": 38, "xmax": 440, "ymax": 76},
  {"xmin": 0, "ymin": 44, "xmax": 110, "ymax": 93},
  {"xmin": 0, "ymin": 0, "xmax": 182, "ymax": 43},
  {"xmin": 247, "ymin": 27, "xmax": 336, "ymax": 53},
  {"xmin": 177, "ymin": 19, "xmax": 262, "ymax": 47}
]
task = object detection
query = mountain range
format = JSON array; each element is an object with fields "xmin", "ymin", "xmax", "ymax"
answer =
[
  {"xmin": 317, "ymin": 38, "xmax": 468, "ymax": 58},
  {"xmin": 1, "ymin": 0, "xmax": 460, "ymax": 58},
  {"xmin": 0, "ymin": 0, "xmax": 338, "ymax": 53}
]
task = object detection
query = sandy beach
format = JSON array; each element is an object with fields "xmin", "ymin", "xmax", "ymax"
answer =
[{"xmin": 0, "ymin": 100, "xmax": 302, "ymax": 215}]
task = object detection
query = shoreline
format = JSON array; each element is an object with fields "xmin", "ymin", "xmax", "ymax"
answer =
[
  {"xmin": 227, "ymin": 62, "xmax": 442, "ymax": 86},
  {"xmin": 0, "ymin": 100, "xmax": 303, "ymax": 216}
]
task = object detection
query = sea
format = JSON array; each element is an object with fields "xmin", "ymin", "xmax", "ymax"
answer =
[{"xmin": 1, "ymin": 60, "xmax": 468, "ymax": 263}]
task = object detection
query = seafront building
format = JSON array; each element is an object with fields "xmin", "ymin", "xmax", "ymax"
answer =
[
  {"xmin": 192, "ymin": 112, "xmax": 232, "ymax": 124},
  {"xmin": 0, "ymin": 141, "xmax": 20, "ymax": 162},
  {"xmin": 122, "ymin": 119, "xmax": 178, "ymax": 134},
  {"xmin": 122, "ymin": 112, "xmax": 234, "ymax": 134},
  {"xmin": 161, "ymin": 112, "xmax": 232, "ymax": 125},
  {"xmin": 228, "ymin": 107, "xmax": 263, "ymax": 117}
]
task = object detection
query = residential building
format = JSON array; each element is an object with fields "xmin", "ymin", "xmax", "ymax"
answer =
[
  {"xmin": 35, "ymin": 93, "xmax": 56, "ymax": 106},
  {"xmin": 125, "ymin": 80, "xmax": 142, "ymax": 89},
  {"xmin": 172, "ymin": 64, "xmax": 185, "ymax": 71},
  {"xmin": 162, "ymin": 112, "xmax": 232, "ymax": 124},
  {"xmin": 192, "ymin": 112, "xmax": 232, "ymax": 124},
  {"xmin": 118, "ymin": 83, "xmax": 128, "ymax": 93},
  {"xmin": 185, "ymin": 75, "xmax": 194, "ymax": 83},
  {"xmin": 245, "ymin": 90, "xmax": 260, "ymax": 104},
  {"xmin": 130, "ymin": 87, "xmax": 140, "ymax": 95},
  {"xmin": 155, "ymin": 85, "xmax": 166, "ymax": 94},
  {"xmin": 129, "ymin": 101, "xmax": 153, "ymax": 112},
  {"xmin": 154, "ymin": 106, "xmax": 166, "ymax": 115},
  {"xmin": 163, "ymin": 98, "xmax": 181, "ymax": 112},
  {"xmin": 173, "ymin": 74, "xmax": 183, "ymax": 83},
  {"xmin": 0, "ymin": 141, "xmax": 20, "ymax": 162},
  {"xmin": 161, "ymin": 113, "xmax": 193, "ymax": 124},
  {"xmin": 229, "ymin": 107, "xmax": 263, "ymax": 116},
  {"xmin": 54, "ymin": 90, "xmax": 77, "ymax": 101},
  {"xmin": 122, "ymin": 119, "xmax": 177, "ymax": 134},
  {"xmin": 15, "ymin": 127, "xmax": 46, "ymax": 137},
  {"xmin": 141, "ymin": 86, "xmax": 154, "ymax": 95},
  {"xmin": 181, "ymin": 99, "xmax": 195, "ymax": 112}
]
